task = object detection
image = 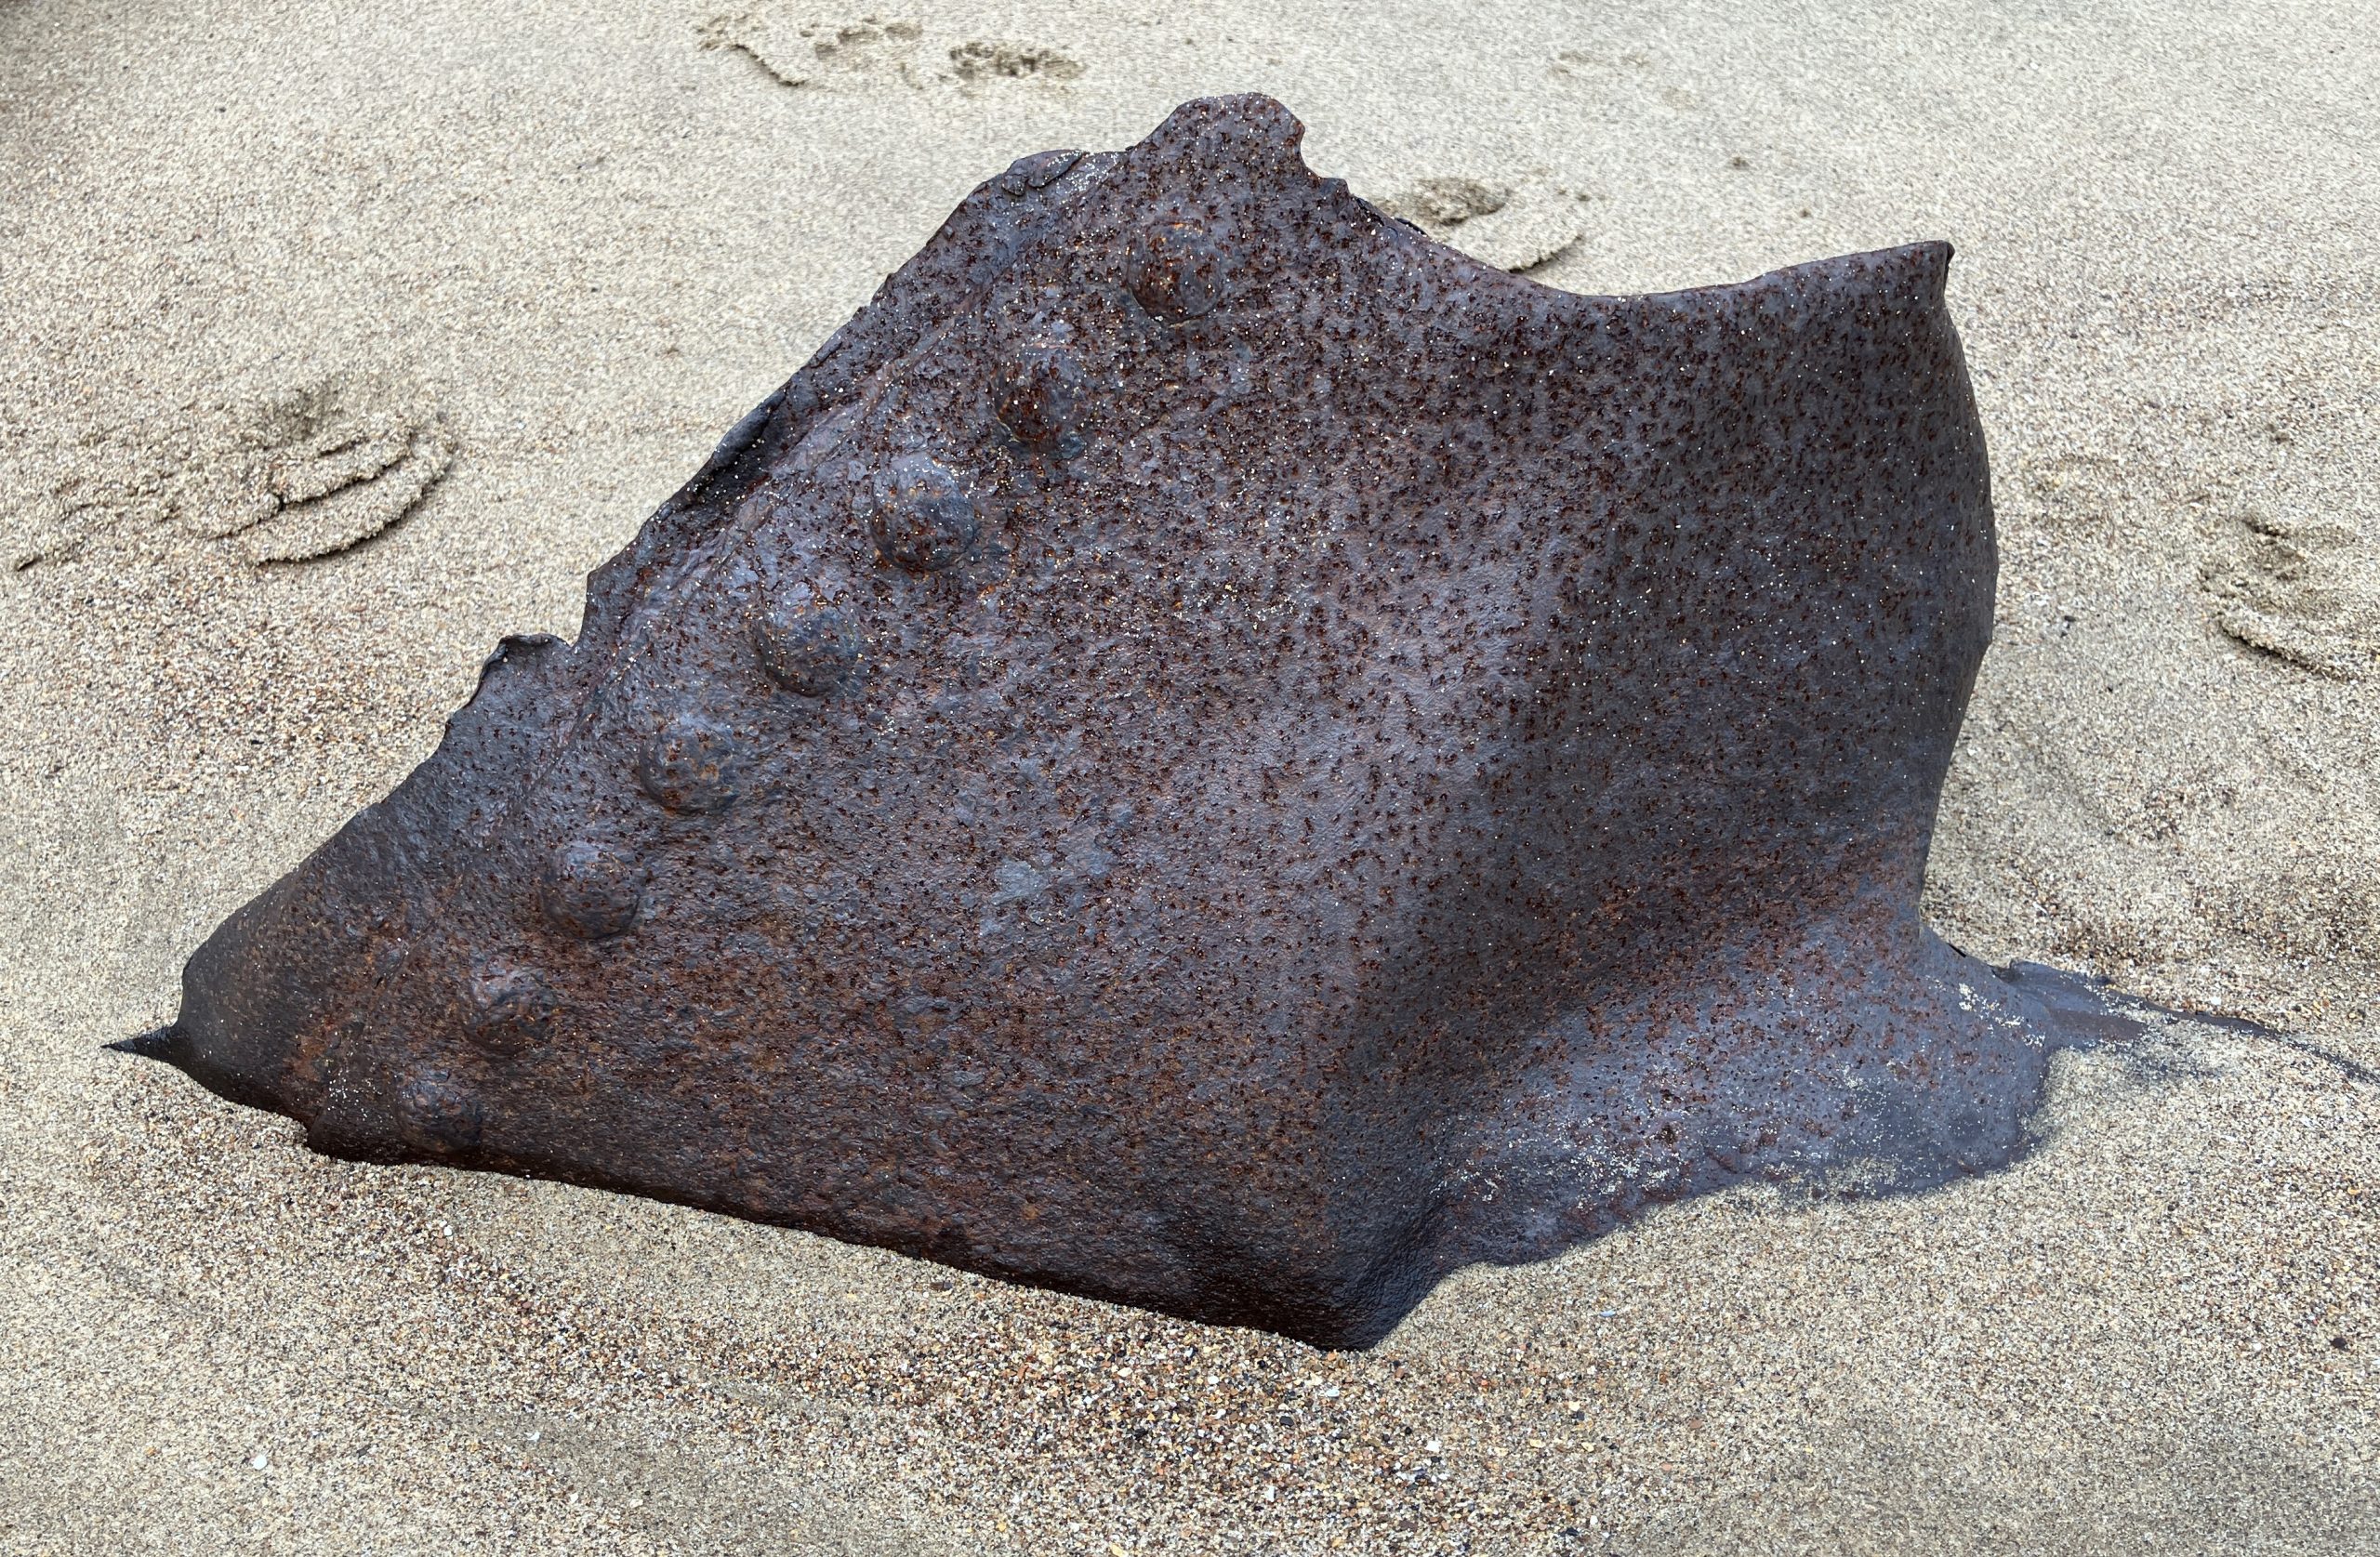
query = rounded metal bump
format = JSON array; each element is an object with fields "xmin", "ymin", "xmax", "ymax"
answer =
[
  {"xmin": 540, "ymin": 838, "xmax": 647, "ymax": 939},
  {"xmin": 867, "ymin": 455, "xmax": 979, "ymax": 573},
  {"xmin": 996, "ymin": 339, "xmax": 1088, "ymax": 458},
  {"xmin": 635, "ymin": 711, "xmax": 744, "ymax": 812},
  {"xmin": 754, "ymin": 600, "xmax": 860, "ymax": 696},
  {"xmin": 395, "ymin": 1070, "xmax": 483, "ymax": 1151},
  {"xmin": 996, "ymin": 148, "xmax": 1084, "ymax": 198},
  {"xmin": 1125, "ymin": 216, "xmax": 1224, "ymax": 323},
  {"xmin": 464, "ymin": 957, "xmax": 557, "ymax": 1049}
]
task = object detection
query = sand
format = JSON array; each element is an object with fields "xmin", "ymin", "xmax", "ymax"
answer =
[{"xmin": 2, "ymin": 0, "xmax": 2374, "ymax": 1550}]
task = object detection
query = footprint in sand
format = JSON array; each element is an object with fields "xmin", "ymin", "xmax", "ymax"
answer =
[
  {"xmin": 3, "ymin": 371, "xmax": 453, "ymax": 573},
  {"xmin": 695, "ymin": 11, "xmax": 923, "ymax": 88},
  {"xmin": 2201, "ymin": 506, "xmax": 2380, "ymax": 679},
  {"xmin": 695, "ymin": 8, "xmax": 1081, "ymax": 93},
  {"xmin": 1551, "ymin": 47, "xmax": 1702, "ymax": 113},
  {"xmin": 945, "ymin": 39, "xmax": 1083, "ymax": 87},
  {"xmin": 1369, "ymin": 175, "xmax": 1587, "ymax": 274},
  {"xmin": 2022, "ymin": 450, "xmax": 2132, "ymax": 533},
  {"xmin": 184, "ymin": 374, "xmax": 456, "ymax": 565}
]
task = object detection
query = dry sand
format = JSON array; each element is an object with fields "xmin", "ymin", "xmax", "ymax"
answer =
[{"xmin": 3, "ymin": 0, "xmax": 2375, "ymax": 1551}]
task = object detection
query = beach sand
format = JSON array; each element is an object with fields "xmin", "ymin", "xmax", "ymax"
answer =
[{"xmin": 3, "ymin": 0, "xmax": 2374, "ymax": 1550}]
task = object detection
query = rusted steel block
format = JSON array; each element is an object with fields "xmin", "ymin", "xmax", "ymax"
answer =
[{"xmin": 123, "ymin": 96, "xmax": 2136, "ymax": 1348}]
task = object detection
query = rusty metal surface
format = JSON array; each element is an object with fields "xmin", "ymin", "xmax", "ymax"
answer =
[{"xmin": 123, "ymin": 96, "xmax": 2137, "ymax": 1349}]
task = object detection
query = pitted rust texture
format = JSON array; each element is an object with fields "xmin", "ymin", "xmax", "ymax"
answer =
[{"xmin": 126, "ymin": 97, "xmax": 2140, "ymax": 1348}]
